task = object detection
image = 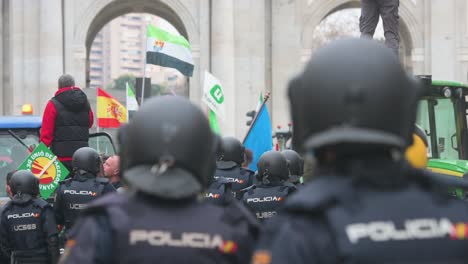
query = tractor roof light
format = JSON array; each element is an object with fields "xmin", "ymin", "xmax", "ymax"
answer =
[
  {"xmin": 442, "ymin": 87, "xmax": 452, "ymax": 98},
  {"xmin": 21, "ymin": 104, "xmax": 33, "ymax": 115}
]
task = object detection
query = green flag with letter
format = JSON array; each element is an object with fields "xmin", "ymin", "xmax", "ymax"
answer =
[
  {"xmin": 202, "ymin": 71, "xmax": 226, "ymax": 134},
  {"xmin": 17, "ymin": 143, "xmax": 69, "ymax": 199}
]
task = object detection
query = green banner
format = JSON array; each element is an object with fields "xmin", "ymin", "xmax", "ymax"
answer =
[
  {"xmin": 209, "ymin": 110, "xmax": 221, "ymax": 135},
  {"xmin": 18, "ymin": 143, "xmax": 69, "ymax": 199}
]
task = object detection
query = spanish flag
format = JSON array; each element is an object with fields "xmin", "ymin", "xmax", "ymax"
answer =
[{"xmin": 97, "ymin": 88, "xmax": 127, "ymax": 128}]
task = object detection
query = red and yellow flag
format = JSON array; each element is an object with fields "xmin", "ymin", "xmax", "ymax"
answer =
[{"xmin": 97, "ymin": 88, "xmax": 127, "ymax": 128}]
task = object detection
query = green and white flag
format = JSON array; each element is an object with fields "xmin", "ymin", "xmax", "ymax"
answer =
[
  {"xmin": 256, "ymin": 92, "xmax": 264, "ymax": 112},
  {"xmin": 203, "ymin": 71, "xmax": 226, "ymax": 121},
  {"xmin": 146, "ymin": 24, "xmax": 194, "ymax": 77},
  {"xmin": 126, "ymin": 82, "xmax": 139, "ymax": 112}
]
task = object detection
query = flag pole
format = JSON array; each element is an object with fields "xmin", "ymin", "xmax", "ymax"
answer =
[
  {"xmin": 141, "ymin": 22, "xmax": 149, "ymax": 105},
  {"xmin": 96, "ymin": 88, "xmax": 100, "ymax": 153},
  {"xmin": 242, "ymin": 92, "xmax": 271, "ymax": 144}
]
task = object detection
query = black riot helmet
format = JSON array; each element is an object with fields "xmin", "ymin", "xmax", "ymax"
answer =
[
  {"xmin": 123, "ymin": 96, "xmax": 216, "ymax": 199},
  {"xmin": 282, "ymin": 150, "xmax": 304, "ymax": 176},
  {"xmin": 289, "ymin": 38, "xmax": 422, "ymax": 154},
  {"xmin": 10, "ymin": 170, "xmax": 39, "ymax": 197},
  {"xmin": 72, "ymin": 147, "xmax": 101, "ymax": 175},
  {"xmin": 257, "ymin": 151, "xmax": 290, "ymax": 184},
  {"xmin": 217, "ymin": 136, "xmax": 245, "ymax": 167}
]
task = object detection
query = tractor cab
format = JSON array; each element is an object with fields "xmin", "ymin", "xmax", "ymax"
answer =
[
  {"xmin": 0, "ymin": 115, "xmax": 116, "ymax": 202},
  {"xmin": 416, "ymin": 76, "xmax": 468, "ymax": 176}
]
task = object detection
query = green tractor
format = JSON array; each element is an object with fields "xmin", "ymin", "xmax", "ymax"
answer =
[{"xmin": 416, "ymin": 76, "xmax": 468, "ymax": 177}]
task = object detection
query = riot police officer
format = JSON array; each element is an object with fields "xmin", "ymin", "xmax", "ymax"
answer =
[
  {"xmin": 54, "ymin": 147, "xmax": 115, "ymax": 234},
  {"xmin": 242, "ymin": 151, "xmax": 296, "ymax": 221},
  {"xmin": 0, "ymin": 170, "xmax": 59, "ymax": 264},
  {"xmin": 60, "ymin": 96, "xmax": 258, "ymax": 263},
  {"xmin": 252, "ymin": 39, "xmax": 468, "ymax": 264},
  {"xmin": 281, "ymin": 150, "xmax": 304, "ymax": 185},
  {"xmin": 207, "ymin": 137, "xmax": 255, "ymax": 199}
]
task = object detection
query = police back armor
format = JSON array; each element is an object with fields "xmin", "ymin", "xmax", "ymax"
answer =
[
  {"xmin": 62, "ymin": 192, "xmax": 259, "ymax": 264},
  {"xmin": 214, "ymin": 165, "xmax": 254, "ymax": 197},
  {"xmin": 258, "ymin": 166, "xmax": 468, "ymax": 263},
  {"xmin": 206, "ymin": 178, "xmax": 235, "ymax": 204},
  {"xmin": 55, "ymin": 177, "xmax": 109, "ymax": 229},
  {"xmin": 242, "ymin": 184, "xmax": 295, "ymax": 221},
  {"xmin": 0, "ymin": 199, "xmax": 54, "ymax": 263}
]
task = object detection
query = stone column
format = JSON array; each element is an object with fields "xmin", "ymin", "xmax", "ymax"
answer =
[
  {"xmin": 39, "ymin": 0, "xmax": 64, "ymax": 113},
  {"xmin": 192, "ymin": 0, "xmax": 210, "ymax": 106},
  {"xmin": 0, "ymin": 1, "xmax": 3, "ymax": 114},
  {"xmin": 9, "ymin": 0, "xmax": 31, "ymax": 114},
  {"xmin": 211, "ymin": 0, "xmax": 236, "ymax": 136},
  {"xmin": 271, "ymin": 0, "xmax": 301, "ymax": 130},
  {"xmin": 233, "ymin": 0, "xmax": 270, "ymax": 138},
  {"xmin": 430, "ymin": 0, "xmax": 457, "ymax": 80}
]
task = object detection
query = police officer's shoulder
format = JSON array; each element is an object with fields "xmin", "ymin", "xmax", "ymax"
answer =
[
  {"xmin": 221, "ymin": 199, "xmax": 260, "ymax": 230},
  {"xmin": 95, "ymin": 177, "xmax": 110, "ymax": 184},
  {"xmin": 0, "ymin": 200, "xmax": 13, "ymax": 214},
  {"xmin": 283, "ymin": 175, "xmax": 350, "ymax": 213},
  {"xmin": 32, "ymin": 198, "xmax": 51, "ymax": 209},
  {"xmin": 82, "ymin": 192, "xmax": 127, "ymax": 215},
  {"xmin": 240, "ymin": 167, "xmax": 255, "ymax": 176},
  {"xmin": 239, "ymin": 184, "xmax": 257, "ymax": 196},
  {"xmin": 257, "ymin": 211, "xmax": 331, "ymax": 262},
  {"xmin": 59, "ymin": 177, "xmax": 73, "ymax": 185}
]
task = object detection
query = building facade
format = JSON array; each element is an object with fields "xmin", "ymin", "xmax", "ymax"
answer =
[{"xmin": 1, "ymin": 0, "xmax": 468, "ymax": 137}]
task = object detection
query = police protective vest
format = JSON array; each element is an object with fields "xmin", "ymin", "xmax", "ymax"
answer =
[
  {"xmin": 50, "ymin": 89, "xmax": 90, "ymax": 158},
  {"xmin": 269, "ymin": 166, "xmax": 468, "ymax": 263},
  {"xmin": 242, "ymin": 184, "xmax": 295, "ymax": 221},
  {"xmin": 55, "ymin": 176, "xmax": 109, "ymax": 229},
  {"xmin": 214, "ymin": 164, "xmax": 254, "ymax": 197},
  {"xmin": 63, "ymin": 193, "xmax": 259, "ymax": 264},
  {"xmin": 0, "ymin": 199, "xmax": 53, "ymax": 263},
  {"xmin": 205, "ymin": 179, "xmax": 234, "ymax": 204}
]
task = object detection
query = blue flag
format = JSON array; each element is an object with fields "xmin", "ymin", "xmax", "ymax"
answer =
[{"xmin": 243, "ymin": 104, "xmax": 273, "ymax": 171}]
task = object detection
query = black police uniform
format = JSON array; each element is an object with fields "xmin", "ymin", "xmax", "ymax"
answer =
[
  {"xmin": 0, "ymin": 170, "xmax": 59, "ymax": 264},
  {"xmin": 60, "ymin": 96, "xmax": 259, "ymax": 264},
  {"xmin": 54, "ymin": 173, "xmax": 115, "ymax": 230},
  {"xmin": 0, "ymin": 198, "xmax": 59, "ymax": 264},
  {"xmin": 205, "ymin": 177, "xmax": 235, "ymax": 204},
  {"xmin": 61, "ymin": 192, "xmax": 258, "ymax": 263},
  {"xmin": 253, "ymin": 38, "xmax": 468, "ymax": 263},
  {"xmin": 242, "ymin": 151, "xmax": 296, "ymax": 221},
  {"xmin": 210, "ymin": 163, "xmax": 254, "ymax": 199},
  {"xmin": 209, "ymin": 137, "xmax": 255, "ymax": 199},
  {"xmin": 255, "ymin": 162, "xmax": 468, "ymax": 263},
  {"xmin": 242, "ymin": 183, "xmax": 295, "ymax": 221},
  {"xmin": 282, "ymin": 150, "xmax": 304, "ymax": 186}
]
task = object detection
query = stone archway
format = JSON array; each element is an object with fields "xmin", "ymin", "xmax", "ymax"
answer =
[
  {"xmin": 69, "ymin": 0, "xmax": 201, "ymax": 101},
  {"xmin": 301, "ymin": 0, "xmax": 424, "ymax": 73}
]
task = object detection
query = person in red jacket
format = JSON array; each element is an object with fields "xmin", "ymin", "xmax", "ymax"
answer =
[{"xmin": 40, "ymin": 74, "xmax": 94, "ymax": 172}]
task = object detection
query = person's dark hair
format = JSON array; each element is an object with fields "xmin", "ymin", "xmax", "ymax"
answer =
[
  {"xmin": 100, "ymin": 154, "xmax": 111, "ymax": 163},
  {"xmin": 6, "ymin": 170, "xmax": 17, "ymax": 186},
  {"xmin": 58, "ymin": 74, "xmax": 75, "ymax": 89},
  {"xmin": 242, "ymin": 149, "xmax": 253, "ymax": 168}
]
